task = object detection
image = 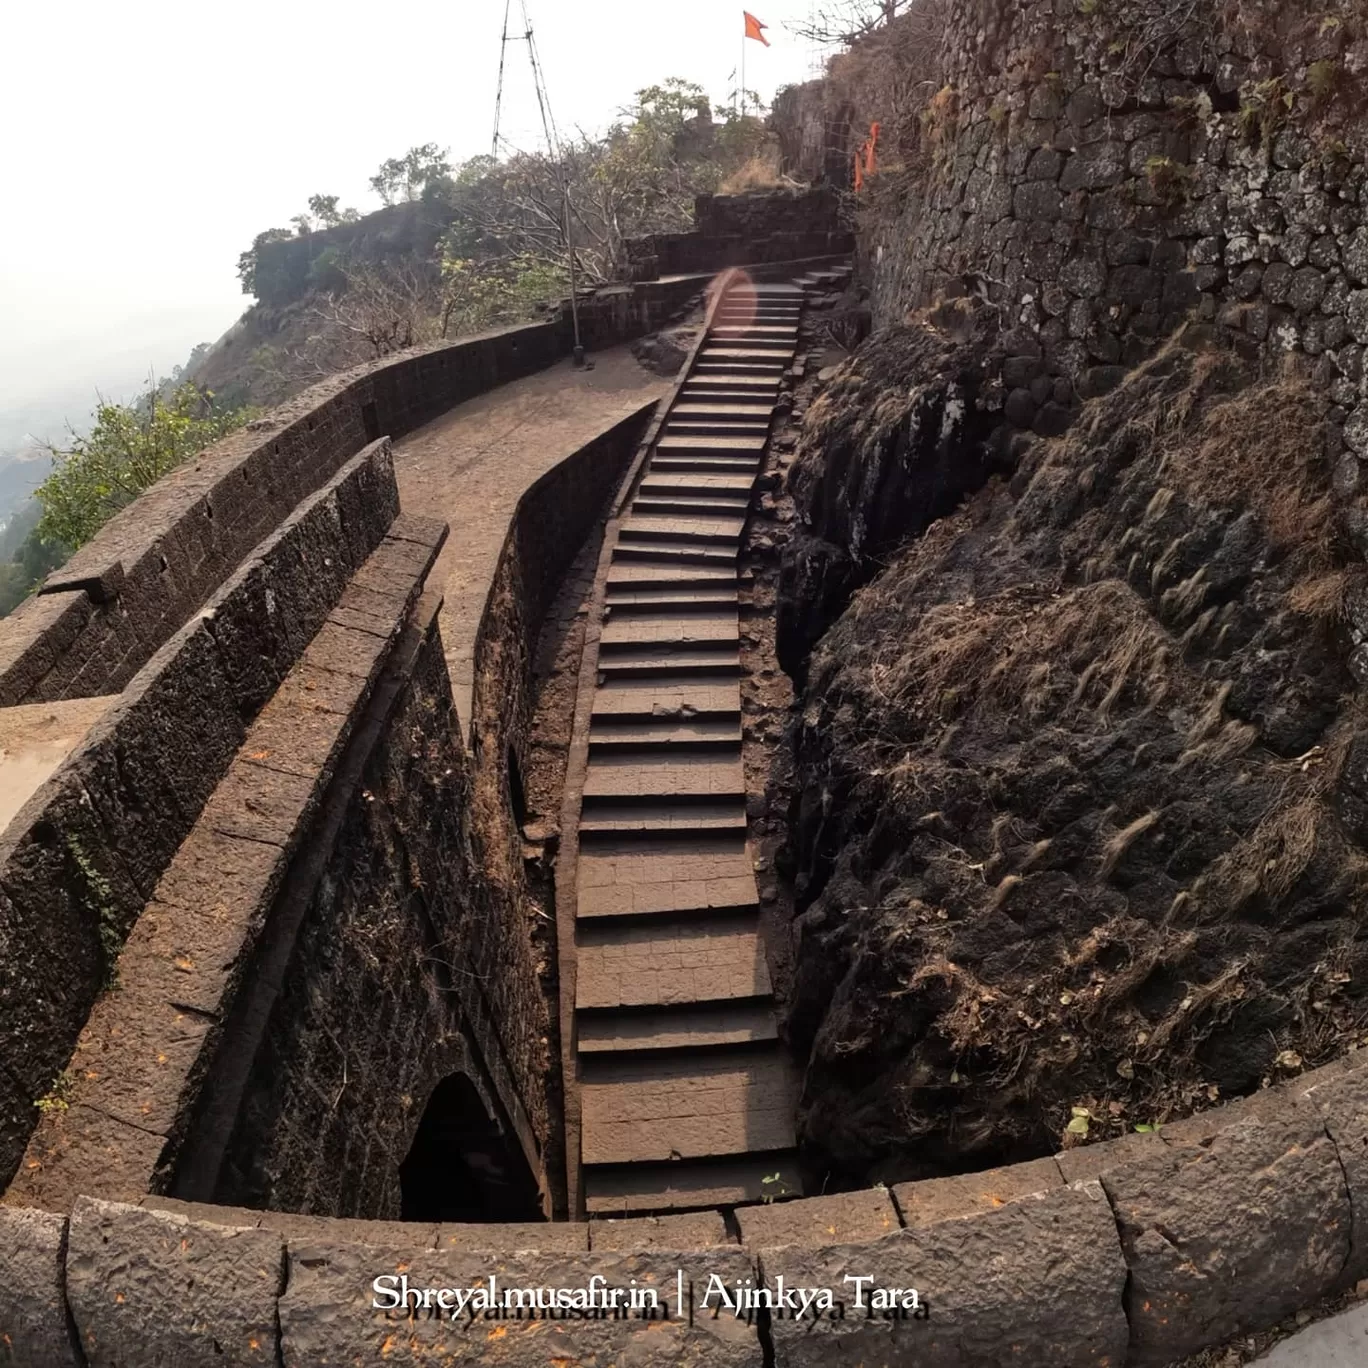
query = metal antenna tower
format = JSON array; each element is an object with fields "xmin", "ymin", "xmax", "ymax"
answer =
[
  {"xmin": 491, "ymin": 0, "xmax": 513, "ymax": 157},
  {"xmin": 488, "ymin": 1, "xmax": 584, "ymax": 362}
]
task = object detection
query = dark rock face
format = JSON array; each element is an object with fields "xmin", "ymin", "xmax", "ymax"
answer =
[
  {"xmin": 782, "ymin": 335, "xmax": 1368, "ymax": 1191},
  {"xmin": 777, "ymin": 305, "xmax": 1010, "ymax": 676}
]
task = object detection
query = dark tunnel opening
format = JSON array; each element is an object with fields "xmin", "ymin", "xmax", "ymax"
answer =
[{"xmin": 399, "ymin": 1072, "xmax": 543, "ymax": 1223}]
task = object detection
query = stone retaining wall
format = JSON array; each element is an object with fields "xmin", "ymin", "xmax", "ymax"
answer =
[
  {"xmin": 4, "ymin": 1046, "xmax": 1367, "ymax": 1365},
  {"xmin": 775, "ymin": 0, "xmax": 1368, "ymax": 492},
  {"xmin": 0, "ymin": 441, "xmax": 399, "ymax": 1195},
  {"xmin": 625, "ymin": 190, "xmax": 854, "ymax": 281}
]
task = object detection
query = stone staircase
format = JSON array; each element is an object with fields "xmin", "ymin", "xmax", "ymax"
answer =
[{"xmin": 571, "ymin": 266, "xmax": 849, "ymax": 1216}]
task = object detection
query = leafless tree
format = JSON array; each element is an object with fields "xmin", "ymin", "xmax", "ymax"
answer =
[
  {"xmin": 285, "ymin": 256, "xmax": 444, "ymax": 379},
  {"xmin": 789, "ymin": 0, "xmax": 915, "ymax": 46}
]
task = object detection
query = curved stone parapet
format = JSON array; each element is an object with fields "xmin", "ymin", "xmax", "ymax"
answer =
[{"xmin": 2, "ymin": 1047, "xmax": 1365, "ymax": 1365}]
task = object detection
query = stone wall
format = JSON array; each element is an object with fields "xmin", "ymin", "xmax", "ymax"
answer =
[
  {"xmin": 2, "ymin": 401, "xmax": 659, "ymax": 1231},
  {"xmin": 0, "ymin": 442, "xmax": 399, "ymax": 1195},
  {"xmin": 778, "ymin": 0, "xmax": 1368, "ymax": 468},
  {"xmin": 0, "ymin": 274, "xmax": 705, "ymax": 716},
  {"xmin": 624, "ymin": 189, "xmax": 854, "ymax": 281},
  {"xmin": 6, "ymin": 1044, "xmax": 1368, "ymax": 1366}
]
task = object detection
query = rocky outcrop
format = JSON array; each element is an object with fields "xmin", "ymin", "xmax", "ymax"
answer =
[
  {"xmin": 782, "ymin": 332, "xmax": 1368, "ymax": 1189},
  {"xmin": 777, "ymin": 302, "xmax": 1011, "ymax": 676}
]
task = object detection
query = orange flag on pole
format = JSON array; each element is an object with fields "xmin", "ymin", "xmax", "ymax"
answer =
[{"xmin": 744, "ymin": 11, "xmax": 770, "ymax": 44}]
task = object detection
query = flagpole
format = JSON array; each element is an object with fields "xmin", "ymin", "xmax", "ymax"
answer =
[{"xmin": 741, "ymin": 23, "xmax": 747, "ymax": 119}]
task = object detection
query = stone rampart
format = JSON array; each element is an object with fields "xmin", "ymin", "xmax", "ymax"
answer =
[
  {"xmin": 777, "ymin": 0, "xmax": 1368, "ymax": 479},
  {"xmin": 0, "ymin": 274, "xmax": 705, "ymax": 716},
  {"xmin": 625, "ymin": 189, "xmax": 854, "ymax": 281},
  {"xmin": 0, "ymin": 441, "xmax": 399, "ymax": 1194},
  {"xmin": 4, "ymin": 1046, "xmax": 1368, "ymax": 1366}
]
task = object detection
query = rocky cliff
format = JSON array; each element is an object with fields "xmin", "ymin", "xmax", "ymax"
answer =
[{"xmin": 774, "ymin": 0, "xmax": 1368, "ymax": 1190}]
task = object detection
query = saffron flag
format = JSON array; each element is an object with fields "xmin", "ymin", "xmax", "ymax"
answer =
[{"xmin": 744, "ymin": 11, "xmax": 770, "ymax": 45}]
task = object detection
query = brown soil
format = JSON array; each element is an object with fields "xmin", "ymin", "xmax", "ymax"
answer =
[{"xmin": 783, "ymin": 328, "xmax": 1368, "ymax": 1190}]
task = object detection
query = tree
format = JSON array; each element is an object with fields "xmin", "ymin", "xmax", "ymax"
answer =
[
  {"xmin": 305, "ymin": 194, "xmax": 361, "ymax": 228},
  {"xmin": 791, "ymin": 0, "xmax": 915, "ymax": 43},
  {"xmin": 237, "ymin": 227, "xmax": 294, "ymax": 294},
  {"xmin": 36, "ymin": 385, "xmax": 254, "ymax": 550},
  {"xmin": 369, "ymin": 144, "xmax": 455, "ymax": 206}
]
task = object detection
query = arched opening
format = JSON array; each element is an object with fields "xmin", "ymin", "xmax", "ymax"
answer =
[{"xmin": 399, "ymin": 1072, "xmax": 542, "ymax": 1223}]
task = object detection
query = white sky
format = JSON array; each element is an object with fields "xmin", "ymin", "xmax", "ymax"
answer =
[{"xmin": 0, "ymin": 0, "xmax": 826, "ymax": 417}]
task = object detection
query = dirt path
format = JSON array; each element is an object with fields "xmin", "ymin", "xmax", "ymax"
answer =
[{"xmin": 392, "ymin": 347, "xmax": 668, "ymax": 733}]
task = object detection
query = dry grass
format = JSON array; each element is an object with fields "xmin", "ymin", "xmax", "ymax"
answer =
[
  {"xmin": 1098, "ymin": 811, "xmax": 1161, "ymax": 881},
  {"xmin": 718, "ymin": 148, "xmax": 798, "ymax": 194}
]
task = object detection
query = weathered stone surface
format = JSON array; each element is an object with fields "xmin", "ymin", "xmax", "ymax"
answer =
[
  {"xmin": 760, "ymin": 1181, "xmax": 1126, "ymax": 1366},
  {"xmin": 894, "ymin": 1156, "xmax": 1063, "ymax": 1228},
  {"xmin": 280, "ymin": 1243, "xmax": 757, "ymax": 1366},
  {"xmin": 0, "ymin": 1205, "xmax": 81, "ymax": 1368},
  {"xmin": 1300, "ymin": 1053, "xmax": 1368, "ymax": 1284},
  {"xmin": 589, "ymin": 1211, "xmax": 730, "ymax": 1251},
  {"xmin": 65, "ymin": 1197, "xmax": 283, "ymax": 1367},
  {"xmin": 736, "ymin": 1189, "xmax": 899, "ymax": 1248},
  {"xmin": 1098, "ymin": 1107, "xmax": 1350, "ymax": 1365}
]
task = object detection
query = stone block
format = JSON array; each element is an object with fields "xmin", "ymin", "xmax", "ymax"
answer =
[
  {"xmin": 894, "ymin": 1156, "xmax": 1063, "ymax": 1228},
  {"xmin": 280, "ymin": 1242, "xmax": 757, "ymax": 1366},
  {"xmin": 589, "ymin": 1211, "xmax": 729, "ymax": 1251},
  {"xmin": 1300, "ymin": 1052, "xmax": 1368, "ymax": 1284},
  {"xmin": 760, "ymin": 1181, "xmax": 1127, "ymax": 1367},
  {"xmin": 1099, "ymin": 1103, "xmax": 1350, "ymax": 1365},
  {"xmin": 434, "ymin": 1222, "xmax": 589, "ymax": 1253},
  {"xmin": 737, "ymin": 1189, "xmax": 899, "ymax": 1249},
  {"xmin": 65, "ymin": 1197, "xmax": 283, "ymax": 1367},
  {"xmin": 0, "ymin": 1205, "xmax": 81, "ymax": 1368}
]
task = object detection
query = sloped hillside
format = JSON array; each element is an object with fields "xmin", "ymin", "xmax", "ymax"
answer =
[{"xmin": 782, "ymin": 324, "xmax": 1368, "ymax": 1188}]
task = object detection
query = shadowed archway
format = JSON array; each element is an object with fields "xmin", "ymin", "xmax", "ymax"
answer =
[{"xmin": 399, "ymin": 1072, "xmax": 542, "ymax": 1223}]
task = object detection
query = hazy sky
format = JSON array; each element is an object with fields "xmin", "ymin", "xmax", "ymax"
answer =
[{"xmin": 0, "ymin": 0, "xmax": 825, "ymax": 418}]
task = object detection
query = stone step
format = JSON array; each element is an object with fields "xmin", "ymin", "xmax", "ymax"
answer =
[
  {"xmin": 600, "ymin": 610, "xmax": 739, "ymax": 651},
  {"xmin": 711, "ymin": 323, "xmax": 799, "ymax": 335},
  {"xmin": 610, "ymin": 542, "xmax": 739, "ymax": 568},
  {"xmin": 588, "ymin": 716, "xmax": 742, "ymax": 752},
  {"xmin": 663, "ymin": 420, "xmax": 772, "ymax": 440},
  {"xmin": 682, "ymin": 371, "xmax": 782, "ymax": 388},
  {"xmin": 646, "ymin": 456, "xmax": 761, "ymax": 476},
  {"xmin": 579, "ymin": 1048, "xmax": 798, "ymax": 1165},
  {"xmin": 657, "ymin": 434, "xmax": 768, "ymax": 455},
  {"xmin": 619, "ymin": 516, "xmax": 745, "ymax": 547},
  {"xmin": 632, "ymin": 495, "xmax": 751, "ymax": 519},
  {"xmin": 576, "ymin": 834, "xmax": 758, "ymax": 921},
  {"xmin": 584, "ymin": 1154, "xmax": 803, "ymax": 1215},
  {"xmin": 708, "ymin": 335, "xmax": 796, "ymax": 352},
  {"xmin": 578, "ymin": 802, "xmax": 748, "ymax": 837},
  {"xmin": 578, "ymin": 1002, "xmax": 779, "ymax": 1054},
  {"xmin": 582, "ymin": 752, "xmax": 745, "ymax": 804},
  {"xmin": 693, "ymin": 361, "xmax": 787, "ymax": 376},
  {"xmin": 605, "ymin": 562, "xmax": 737, "ymax": 590},
  {"xmin": 590, "ymin": 676, "xmax": 740, "ymax": 720},
  {"xmin": 639, "ymin": 473, "xmax": 757, "ymax": 496},
  {"xmin": 679, "ymin": 390, "xmax": 780, "ymax": 407},
  {"xmin": 576, "ymin": 913, "xmax": 771, "ymax": 1009},
  {"xmin": 713, "ymin": 315, "xmax": 801, "ymax": 327},
  {"xmin": 594, "ymin": 643, "xmax": 741, "ymax": 677},
  {"xmin": 603, "ymin": 586, "xmax": 739, "ymax": 612},
  {"xmin": 673, "ymin": 403, "xmax": 774, "ymax": 421},
  {"xmin": 697, "ymin": 348, "xmax": 790, "ymax": 365}
]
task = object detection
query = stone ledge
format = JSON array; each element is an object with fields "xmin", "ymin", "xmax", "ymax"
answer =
[{"xmin": 1, "ymin": 1048, "xmax": 1362, "ymax": 1366}]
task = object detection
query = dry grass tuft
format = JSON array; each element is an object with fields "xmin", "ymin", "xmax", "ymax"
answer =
[
  {"xmin": 718, "ymin": 148, "xmax": 797, "ymax": 194},
  {"xmin": 1287, "ymin": 570, "xmax": 1348, "ymax": 621},
  {"xmin": 1098, "ymin": 811, "xmax": 1162, "ymax": 880}
]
